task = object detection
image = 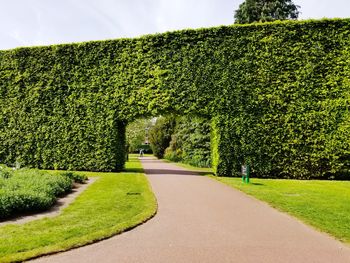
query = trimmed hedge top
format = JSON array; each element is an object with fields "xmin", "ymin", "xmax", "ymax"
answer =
[{"xmin": 1, "ymin": 19, "xmax": 350, "ymax": 178}]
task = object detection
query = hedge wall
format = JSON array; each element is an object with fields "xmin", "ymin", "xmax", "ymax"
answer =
[{"xmin": 1, "ymin": 19, "xmax": 350, "ymax": 177}]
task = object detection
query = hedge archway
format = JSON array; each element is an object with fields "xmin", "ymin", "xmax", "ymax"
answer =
[{"xmin": 1, "ymin": 19, "xmax": 350, "ymax": 178}]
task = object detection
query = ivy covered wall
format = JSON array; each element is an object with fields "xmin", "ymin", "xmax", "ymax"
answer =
[{"xmin": 0, "ymin": 19, "xmax": 349, "ymax": 177}]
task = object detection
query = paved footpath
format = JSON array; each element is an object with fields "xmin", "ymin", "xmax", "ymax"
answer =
[{"xmin": 31, "ymin": 157, "xmax": 350, "ymax": 263}]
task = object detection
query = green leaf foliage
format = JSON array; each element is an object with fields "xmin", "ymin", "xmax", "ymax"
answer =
[
  {"xmin": 0, "ymin": 19, "xmax": 350, "ymax": 178},
  {"xmin": 234, "ymin": 0, "xmax": 300, "ymax": 24},
  {"xmin": 59, "ymin": 171, "xmax": 88, "ymax": 184},
  {"xmin": 149, "ymin": 116, "xmax": 176, "ymax": 159},
  {"xmin": 0, "ymin": 167, "xmax": 73, "ymax": 218},
  {"xmin": 126, "ymin": 118, "xmax": 153, "ymax": 153},
  {"xmin": 164, "ymin": 116, "xmax": 211, "ymax": 168}
]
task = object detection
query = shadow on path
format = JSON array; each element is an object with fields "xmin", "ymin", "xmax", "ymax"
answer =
[
  {"xmin": 144, "ymin": 168, "xmax": 209, "ymax": 176},
  {"xmin": 126, "ymin": 158, "xmax": 212, "ymax": 176}
]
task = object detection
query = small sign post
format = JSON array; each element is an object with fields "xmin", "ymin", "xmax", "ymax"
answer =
[{"xmin": 241, "ymin": 164, "xmax": 250, "ymax": 184}]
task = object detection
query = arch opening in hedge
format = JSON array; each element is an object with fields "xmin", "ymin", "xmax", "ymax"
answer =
[{"xmin": 1, "ymin": 19, "xmax": 350, "ymax": 179}]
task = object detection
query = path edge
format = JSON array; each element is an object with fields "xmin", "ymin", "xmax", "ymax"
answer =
[{"xmin": 14, "ymin": 174, "xmax": 158, "ymax": 263}]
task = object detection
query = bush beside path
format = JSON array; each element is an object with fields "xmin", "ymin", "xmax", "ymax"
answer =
[{"xmin": 0, "ymin": 156, "xmax": 156, "ymax": 263}]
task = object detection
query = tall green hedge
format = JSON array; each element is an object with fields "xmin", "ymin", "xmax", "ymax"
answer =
[{"xmin": 1, "ymin": 19, "xmax": 350, "ymax": 178}]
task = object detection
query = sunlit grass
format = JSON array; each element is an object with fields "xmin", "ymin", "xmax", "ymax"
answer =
[
  {"xmin": 161, "ymin": 159, "xmax": 213, "ymax": 173},
  {"xmin": 211, "ymin": 176, "xmax": 350, "ymax": 244},
  {"xmin": 0, "ymin": 155, "xmax": 156, "ymax": 262},
  {"xmin": 166, "ymin": 159, "xmax": 350, "ymax": 244}
]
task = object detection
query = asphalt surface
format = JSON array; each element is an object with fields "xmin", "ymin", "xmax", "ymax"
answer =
[{"xmin": 30, "ymin": 157, "xmax": 350, "ymax": 263}]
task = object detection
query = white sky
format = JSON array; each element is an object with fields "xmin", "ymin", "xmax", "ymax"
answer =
[{"xmin": 0, "ymin": 0, "xmax": 349, "ymax": 50}]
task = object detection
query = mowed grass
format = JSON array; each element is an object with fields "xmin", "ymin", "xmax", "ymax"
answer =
[
  {"xmin": 211, "ymin": 177, "xmax": 350, "ymax": 244},
  {"xmin": 0, "ymin": 155, "xmax": 157, "ymax": 263},
  {"xmin": 167, "ymin": 159, "xmax": 350, "ymax": 244},
  {"xmin": 161, "ymin": 159, "xmax": 213, "ymax": 173}
]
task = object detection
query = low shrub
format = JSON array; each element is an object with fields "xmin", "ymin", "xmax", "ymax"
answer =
[
  {"xmin": 0, "ymin": 165, "xmax": 13, "ymax": 179},
  {"xmin": 0, "ymin": 166, "xmax": 73, "ymax": 219},
  {"xmin": 164, "ymin": 148, "xmax": 182, "ymax": 163},
  {"xmin": 60, "ymin": 171, "xmax": 88, "ymax": 184},
  {"xmin": 0, "ymin": 189, "xmax": 55, "ymax": 218}
]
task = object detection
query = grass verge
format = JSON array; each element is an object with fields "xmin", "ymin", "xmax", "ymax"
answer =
[
  {"xmin": 211, "ymin": 177, "xmax": 350, "ymax": 244},
  {"xmin": 165, "ymin": 159, "xmax": 350, "ymax": 244},
  {"xmin": 161, "ymin": 159, "xmax": 213, "ymax": 173},
  {"xmin": 0, "ymin": 155, "xmax": 157, "ymax": 262}
]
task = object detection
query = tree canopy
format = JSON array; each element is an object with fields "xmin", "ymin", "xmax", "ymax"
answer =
[
  {"xmin": 126, "ymin": 118, "xmax": 153, "ymax": 153},
  {"xmin": 149, "ymin": 117, "xmax": 176, "ymax": 159},
  {"xmin": 164, "ymin": 116, "xmax": 211, "ymax": 168},
  {"xmin": 234, "ymin": 0, "xmax": 300, "ymax": 24}
]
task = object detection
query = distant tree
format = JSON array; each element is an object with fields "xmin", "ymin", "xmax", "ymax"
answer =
[
  {"xmin": 126, "ymin": 118, "xmax": 152, "ymax": 153},
  {"xmin": 149, "ymin": 116, "xmax": 176, "ymax": 159},
  {"xmin": 234, "ymin": 0, "xmax": 300, "ymax": 24},
  {"xmin": 164, "ymin": 116, "xmax": 211, "ymax": 168}
]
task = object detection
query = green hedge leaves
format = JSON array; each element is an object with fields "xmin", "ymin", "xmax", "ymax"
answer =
[{"xmin": 1, "ymin": 19, "xmax": 350, "ymax": 178}]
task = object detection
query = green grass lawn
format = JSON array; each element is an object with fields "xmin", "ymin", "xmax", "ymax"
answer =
[
  {"xmin": 0, "ymin": 155, "xmax": 157, "ymax": 262},
  {"xmin": 167, "ymin": 159, "xmax": 350, "ymax": 244},
  {"xmin": 214, "ymin": 177, "xmax": 350, "ymax": 244},
  {"xmin": 161, "ymin": 159, "xmax": 213, "ymax": 173}
]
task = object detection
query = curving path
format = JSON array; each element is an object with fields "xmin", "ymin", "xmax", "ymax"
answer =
[{"xmin": 31, "ymin": 157, "xmax": 350, "ymax": 263}]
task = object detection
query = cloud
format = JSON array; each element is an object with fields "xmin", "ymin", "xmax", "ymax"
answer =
[
  {"xmin": 0, "ymin": 0, "xmax": 349, "ymax": 50},
  {"xmin": 153, "ymin": 0, "xmax": 236, "ymax": 33},
  {"xmin": 71, "ymin": 0, "xmax": 124, "ymax": 36},
  {"xmin": 9, "ymin": 30, "xmax": 27, "ymax": 46},
  {"xmin": 295, "ymin": 0, "xmax": 350, "ymax": 19}
]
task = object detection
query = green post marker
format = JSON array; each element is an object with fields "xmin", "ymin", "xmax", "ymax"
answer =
[
  {"xmin": 246, "ymin": 165, "xmax": 250, "ymax": 183},
  {"xmin": 242, "ymin": 164, "xmax": 250, "ymax": 184}
]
